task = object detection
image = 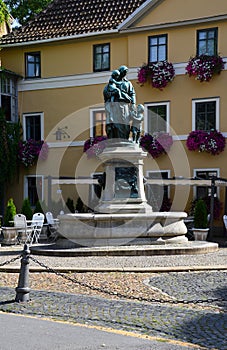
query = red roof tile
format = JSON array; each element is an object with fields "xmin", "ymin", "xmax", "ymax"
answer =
[{"xmin": 0, "ymin": 0, "xmax": 147, "ymax": 45}]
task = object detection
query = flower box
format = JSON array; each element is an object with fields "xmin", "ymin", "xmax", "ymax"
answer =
[
  {"xmin": 137, "ymin": 61, "xmax": 175, "ymax": 90},
  {"xmin": 186, "ymin": 130, "xmax": 225, "ymax": 155},
  {"xmin": 18, "ymin": 139, "xmax": 48, "ymax": 167},
  {"xmin": 83, "ymin": 136, "xmax": 108, "ymax": 158},
  {"xmin": 139, "ymin": 132, "xmax": 173, "ymax": 158},
  {"xmin": 185, "ymin": 54, "xmax": 225, "ymax": 82}
]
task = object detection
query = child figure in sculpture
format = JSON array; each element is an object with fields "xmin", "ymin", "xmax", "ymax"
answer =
[{"xmin": 131, "ymin": 104, "xmax": 144, "ymax": 143}]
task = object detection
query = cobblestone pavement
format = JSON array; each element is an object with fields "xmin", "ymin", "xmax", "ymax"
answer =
[
  {"xmin": 147, "ymin": 271, "xmax": 227, "ymax": 305},
  {"xmin": 0, "ymin": 271, "xmax": 226, "ymax": 349},
  {"xmin": 0, "ymin": 246, "xmax": 227, "ymax": 349},
  {"xmin": 0, "ymin": 245, "xmax": 227, "ymax": 270}
]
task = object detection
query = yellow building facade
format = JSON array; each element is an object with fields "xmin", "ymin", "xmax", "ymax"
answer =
[{"xmin": 0, "ymin": 0, "xmax": 227, "ymax": 230}]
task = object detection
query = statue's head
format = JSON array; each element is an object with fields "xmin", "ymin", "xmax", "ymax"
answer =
[
  {"xmin": 118, "ymin": 65, "xmax": 128, "ymax": 77},
  {"xmin": 137, "ymin": 104, "xmax": 144, "ymax": 113},
  {"xmin": 111, "ymin": 70, "xmax": 120, "ymax": 80}
]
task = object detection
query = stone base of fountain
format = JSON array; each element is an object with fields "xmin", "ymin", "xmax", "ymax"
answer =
[
  {"xmin": 56, "ymin": 211, "xmax": 188, "ymax": 248},
  {"xmin": 55, "ymin": 141, "xmax": 192, "ymax": 248}
]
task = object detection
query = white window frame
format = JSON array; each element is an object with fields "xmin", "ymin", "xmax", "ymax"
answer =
[
  {"xmin": 0, "ymin": 74, "xmax": 18, "ymax": 122},
  {"xmin": 24, "ymin": 175, "xmax": 44, "ymax": 207},
  {"xmin": 22, "ymin": 112, "xmax": 44, "ymax": 141},
  {"xmin": 192, "ymin": 97, "xmax": 220, "ymax": 131},
  {"xmin": 144, "ymin": 101, "xmax": 170, "ymax": 134},
  {"xmin": 89, "ymin": 107, "xmax": 105, "ymax": 138}
]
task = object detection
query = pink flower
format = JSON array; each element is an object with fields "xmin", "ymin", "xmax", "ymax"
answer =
[
  {"xmin": 186, "ymin": 130, "xmax": 225, "ymax": 155},
  {"xmin": 186, "ymin": 55, "xmax": 225, "ymax": 82},
  {"xmin": 137, "ymin": 65, "xmax": 150, "ymax": 85},
  {"xmin": 140, "ymin": 132, "xmax": 173, "ymax": 158},
  {"xmin": 137, "ymin": 61, "xmax": 175, "ymax": 90},
  {"xmin": 18, "ymin": 139, "xmax": 48, "ymax": 167},
  {"xmin": 83, "ymin": 136, "xmax": 108, "ymax": 158}
]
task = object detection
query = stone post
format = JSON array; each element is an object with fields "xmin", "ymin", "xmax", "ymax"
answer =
[{"xmin": 15, "ymin": 244, "xmax": 30, "ymax": 302}]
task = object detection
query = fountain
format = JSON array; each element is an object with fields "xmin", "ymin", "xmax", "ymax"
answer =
[
  {"xmin": 32, "ymin": 66, "xmax": 218, "ymax": 255},
  {"xmin": 57, "ymin": 66, "xmax": 189, "ymax": 248},
  {"xmin": 58, "ymin": 138, "xmax": 188, "ymax": 247}
]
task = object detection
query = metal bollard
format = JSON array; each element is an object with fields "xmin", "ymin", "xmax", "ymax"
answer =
[{"xmin": 15, "ymin": 244, "xmax": 31, "ymax": 302}]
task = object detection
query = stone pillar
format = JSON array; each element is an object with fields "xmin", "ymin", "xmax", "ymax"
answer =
[{"xmin": 95, "ymin": 141, "xmax": 152, "ymax": 214}]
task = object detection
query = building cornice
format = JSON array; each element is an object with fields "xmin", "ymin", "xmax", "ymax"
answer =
[
  {"xmin": 18, "ymin": 60, "xmax": 227, "ymax": 92},
  {"xmin": 48, "ymin": 133, "xmax": 227, "ymax": 149},
  {"xmin": 18, "ymin": 70, "xmax": 112, "ymax": 91}
]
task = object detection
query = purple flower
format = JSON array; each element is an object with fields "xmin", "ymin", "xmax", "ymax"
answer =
[
  {"xmin": 137, "ymin": 65, "xmax": 150, "ymax": 85},
  {"xmin": 186, "ymin": 130, "xmax": 225, "ymax": 155},
  {"xmin": 39, "ymin": 141, "xmax": 49, "ymax": 160},
  {"xmin": 137, "ymin": 61, "xmax": 175, "ymax": 90},
  {"xmin": 186, "ymin": 55, "xmax": 225, "ymax": 82},
  {"xmin": 140, "ymin": 132, "xmax": 173, "ymax": 158},
  {"xmin": 186, "ymin": 130, "xmax": 207, "ymax": 151},
  {"xmin": 203, "ymin": 130, "xmax": 226, "ymax": 155},
  {"xmin": 156, "ymin": 132, "xmax": 173, "ymax": 152},
  {"xmin": 18, "ymin": 139, "xmax": 48, "ymax": 167},
  {"xmin": 83, "ymin": 136, "xmax": 108, "ymax": 158}
]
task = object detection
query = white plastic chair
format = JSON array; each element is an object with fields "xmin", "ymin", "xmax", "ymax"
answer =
[
  {"xmin": 26, "ymin": 213, "xmax": 45, "ymax": 244},
  {"xmin": 223, "ymin": 215, "xmax": 227, "ymax": 230},
  {"xmin": 46, "ymin": 212, "xmax": 59, "ymax": 241},
  {"xmin": 14, "ymin": 214, "xmax": 27, "ymax": 244}
]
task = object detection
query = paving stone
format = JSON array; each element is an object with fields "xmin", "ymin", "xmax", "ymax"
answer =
[
  {"xmin": 148, "ymin": 271, "xmax": 227, "ymax": 307},
  {"xmin": 0, "ymin": 246, "xmax": 227, "ymax": 349},
  {"xmin": 0, "ymin": 285, "xmax": 226, "ymax": 349}
]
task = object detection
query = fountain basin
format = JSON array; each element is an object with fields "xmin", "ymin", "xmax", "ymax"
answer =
[{"xmin": 57, "ymin": 211, "xmax": 188, "ymax": 247}]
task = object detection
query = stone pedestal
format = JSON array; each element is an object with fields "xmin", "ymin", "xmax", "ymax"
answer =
[
  {"xmin": 57, "ymin": 140, "xmax": 189, "ymax": 247},
  {"xmin": 95, "ymin": 140, "xmax": 152, "ymax": 214}
]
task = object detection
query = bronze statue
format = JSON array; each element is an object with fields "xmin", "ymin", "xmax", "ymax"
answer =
[
  {"xmin": 103, "ymin": 66, "xmax": 136, "ymax": 139},
  {"xmin": 131, "ymin": 104, "xmax": 144, "ymax": 143}
]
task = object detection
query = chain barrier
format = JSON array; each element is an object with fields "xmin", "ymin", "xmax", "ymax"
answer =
[
  {"xmin": 0, "ymin": 254, "xmax": 22, "ymax": 267},
  {"xmin": 30, "ymin": 256, "xmax": 226, "ymax": 306}
]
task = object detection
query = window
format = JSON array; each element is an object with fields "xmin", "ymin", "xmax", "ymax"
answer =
[
  {"xmin": 93, "ymin": 43, "xmax": 110, "ymax": 72},
  {"xmin": 148, "ymin": 34, "xmax": 167, "ymax": 63},
  {"xmin": 146, "ymin": 170, "xmax": 170, "ymax": 211},
  {"xmin": 0, "ymin": 73, "xmax": 18, "ymax": 122},
  {"xmin": 192, "ymin": 98, "xmax": 219, "ymax": 131},
  {"xmin": 23, "ymin": 113, "xmax": 44, "ymax": 141},
  {"xmin": 144, "ymin": 102, "xmax": 170, "ymax": 134},
  {"xmin": 194, "ymin": 169, "xmax": 218, "ymax": 199},
  {"xmin": 197, "ymin": 28, "xmax": 217, "ymax": 56},
  {"xmin": 90, "ymin": 109, "xmax": 107, "ymax": 137},
  {"xmin": 24, "ymin": 175, "xmax": 43, "ymax": 207},
  {"xmin": 25, "ymin": 52, "xmax": 41, "ymax": 78}
]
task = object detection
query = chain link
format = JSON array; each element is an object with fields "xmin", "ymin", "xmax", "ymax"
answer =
[
  {"xmin": 30, "ymin": 256, "xmax": 227, "ymax": 306},
  {"xmin": 0, "ymin": 254, "xmax": 22, "ymax": 267}
]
